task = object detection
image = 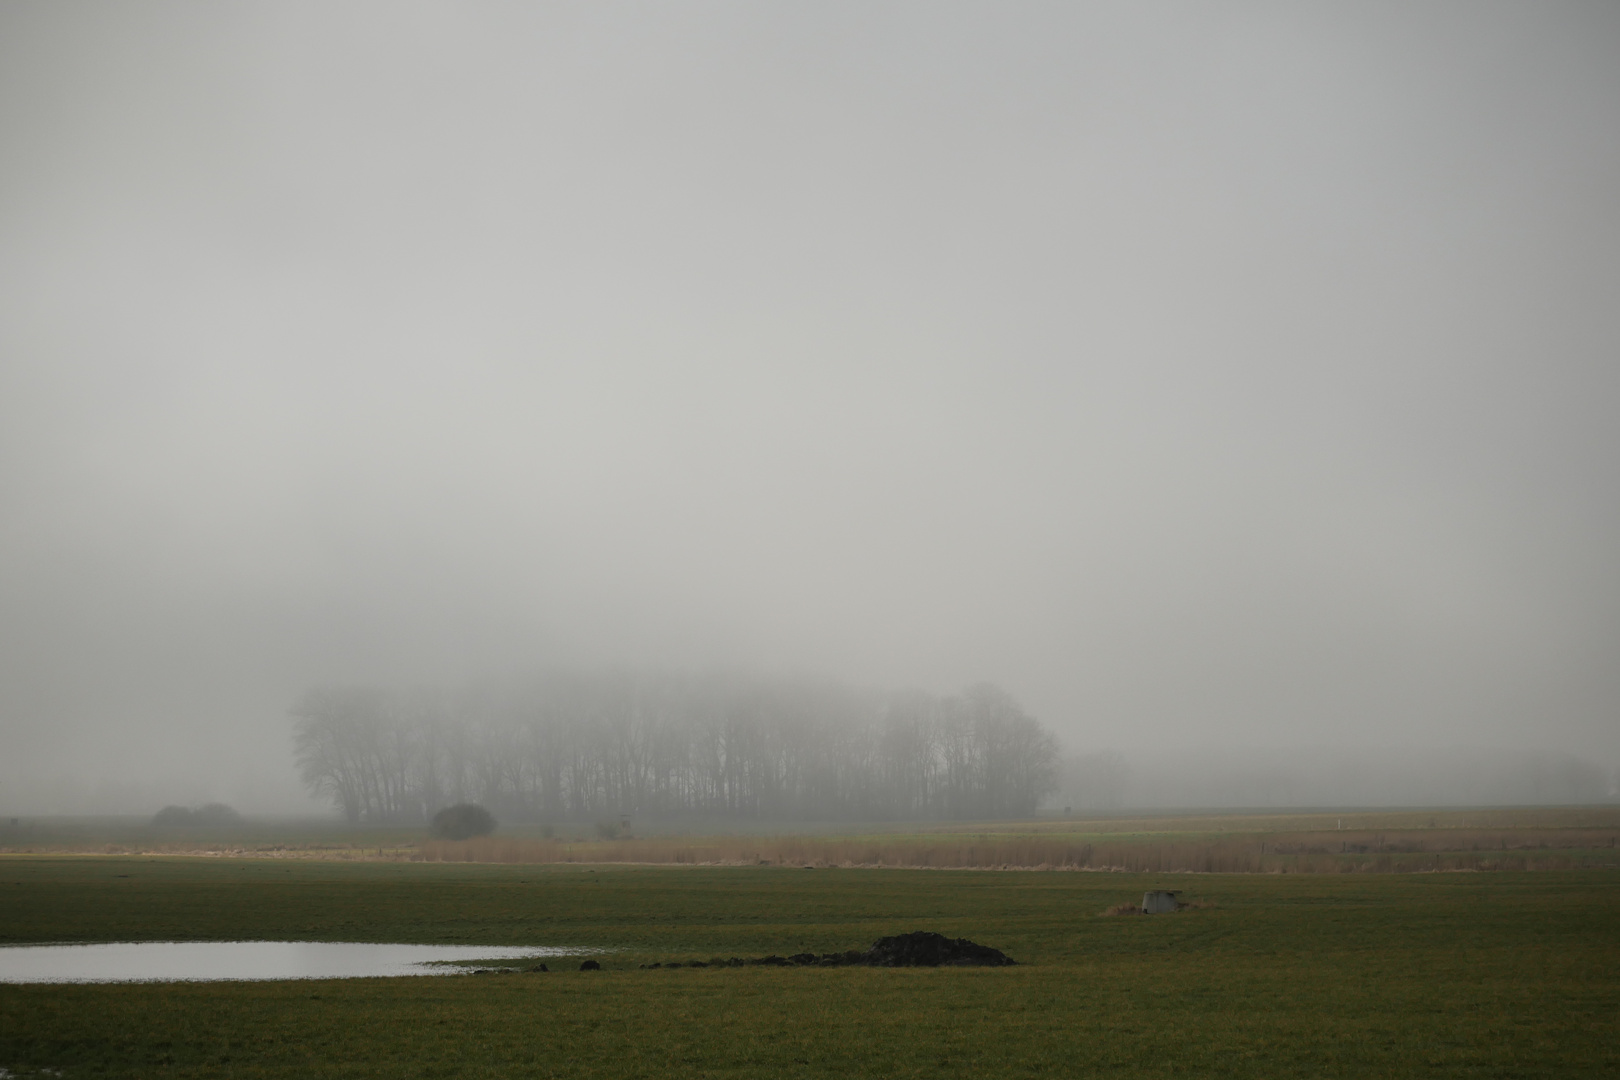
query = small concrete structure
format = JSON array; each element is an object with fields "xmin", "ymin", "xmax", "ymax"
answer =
[{"xmin": 1142, "ymin": 890, "xmax": 1182, "ymax": 914}]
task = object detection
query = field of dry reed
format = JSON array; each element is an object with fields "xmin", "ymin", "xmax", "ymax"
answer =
[
  {"xmin": 9, "ymin": 807, "xmax": 1617, "ymax": 872},
  {"xmin": 414, "ymin": 816, "xmax": 1620, "ymax": 873}
]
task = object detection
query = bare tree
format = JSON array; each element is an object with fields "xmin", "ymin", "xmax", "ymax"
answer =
[{"xmin": 290, "ymin": 671, "xmax": 1062, "ymax": 823}]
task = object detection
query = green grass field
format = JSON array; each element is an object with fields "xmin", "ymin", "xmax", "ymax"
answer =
[{"xmin": 2, "ymin": 857, "xmax": 1617, "ymax": 1077}]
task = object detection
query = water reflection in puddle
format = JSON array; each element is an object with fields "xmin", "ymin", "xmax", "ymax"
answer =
[{"xmin": 0, "ymin": 941, "xmax": 593, "ymax": 983}]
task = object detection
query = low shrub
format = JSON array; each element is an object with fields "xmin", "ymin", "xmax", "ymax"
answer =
[
  {"xmin": 431, "ymin": 803, "xmax": 496, "ymax": 841},
  {"xmin": 151, "ymin": 803, "xmax": 243, "ymax": 828}
]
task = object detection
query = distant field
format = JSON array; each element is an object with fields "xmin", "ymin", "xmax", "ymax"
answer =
[
  {"xmin": 6, "ymin": 807, "xmax": 1619, "ymax": 872},
  {"xmin": 1, "ymin": 857, "xmax": 1616, "ymax": 1078}
]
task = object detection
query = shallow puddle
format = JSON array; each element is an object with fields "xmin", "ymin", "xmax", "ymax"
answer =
[{"xmin": 0, "ymin": 941, "xmax": 590, "ymax": 983}]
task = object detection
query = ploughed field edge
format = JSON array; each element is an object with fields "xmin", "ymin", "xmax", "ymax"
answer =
[
  {"xmin": 629, "ymin": 932, "xmax": 1016, "ymax": 969},
  {"xmin": 480, "ymin": 933, "xmax": 1019, "ymax": 973}
]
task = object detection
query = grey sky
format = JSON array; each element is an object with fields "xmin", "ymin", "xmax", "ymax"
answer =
[{"xmin": 2, "ymin": 2, "xmax": 1617, "ymax": 812}]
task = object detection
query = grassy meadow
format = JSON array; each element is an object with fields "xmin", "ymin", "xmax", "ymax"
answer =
[{"xmin": 2, "ymin": 849, "xmax": 1619, "ymax": 1078}]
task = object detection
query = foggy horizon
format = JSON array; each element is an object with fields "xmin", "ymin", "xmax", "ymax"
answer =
[{"xmin": 3, "ymin": 2, "xmax": 1618, "ymax": 817}]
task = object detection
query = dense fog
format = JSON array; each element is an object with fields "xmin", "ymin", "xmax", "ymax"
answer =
[
  {"xmin": 2, "ymin": 3, "xmax": 1618, "ymax": 816},
  {"xmin": 1056, "ymin": 747, "xmax": 1615, "ymax": 812}
]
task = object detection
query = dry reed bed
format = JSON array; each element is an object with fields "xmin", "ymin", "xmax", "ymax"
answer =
[
  {"xmin": 941, "ymin": 807, "xmax": 1620, "ymax": 835},
  {"xmin": 414, "ymin": 828, "xmax": 1620, "ymax": 872}
]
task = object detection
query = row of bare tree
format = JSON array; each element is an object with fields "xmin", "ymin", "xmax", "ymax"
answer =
[{"xmin": 291, "ymin": 672, "xmax": 1060, "ymax": 824}]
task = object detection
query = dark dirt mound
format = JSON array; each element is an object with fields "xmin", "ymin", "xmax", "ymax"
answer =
[
  {"xmin": 864, "ymin": 932, "xmax": 1016, "ymax": 967},
  {"xmin": 639, "ymin": 933, "xmax": 1015, "ymax": 970}
]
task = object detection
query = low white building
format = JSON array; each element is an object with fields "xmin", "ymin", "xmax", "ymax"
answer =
[{"xmin": 1142, "ymin": 890, "xmax": 1181, "ymax": 914}]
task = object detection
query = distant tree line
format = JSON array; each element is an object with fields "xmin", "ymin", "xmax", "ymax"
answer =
[{"xmin": 291, "ymin": 672, "xmax": 1060, "ymax": 824}]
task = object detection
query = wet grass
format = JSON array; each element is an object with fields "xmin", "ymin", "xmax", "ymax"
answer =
[{"xmin": 1, "ymin": 857, "xmax": 1617, "ymax": 1077}]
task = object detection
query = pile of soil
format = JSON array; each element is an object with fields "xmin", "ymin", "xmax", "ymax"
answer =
[
  {"xmin": 863, "ymin": 931, "xmax": 1016, "ymax": 967},
  {"xmin": 638, "ymin": 932, "xmax": 1016, "ymax": 970}
]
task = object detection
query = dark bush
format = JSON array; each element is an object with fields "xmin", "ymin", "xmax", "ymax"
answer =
[
  {"xmin": 431, "ymin": 803, "xmax": 496, "ymax": 840},
  {"xmin": 151, "ymin": 803, "xmax": 243, "ymax": 828}
]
